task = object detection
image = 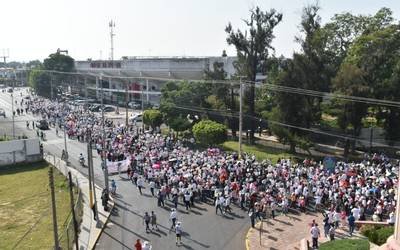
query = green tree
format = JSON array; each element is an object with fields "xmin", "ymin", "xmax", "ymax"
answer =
[
  {"xmin": 192, "ymin": 120, "xmax": 227, "ymax": 146},
  {"xmin": 225, "ymin": 7, "xmax": 282, "ymax": 142},
  {"xmin": 160, "ymin": 81, "xmax": 211, "ymax": 131},
  {"xmin": 346, "ymin": 24, "xmax": 400, "ymax": 141},
  {"xmin": 143, "ymin": 109, "xmax": 163, "ymax": 130},
  {"xmin": 28, "ymin": 52, "xmax": 75, "ymax": 98}
]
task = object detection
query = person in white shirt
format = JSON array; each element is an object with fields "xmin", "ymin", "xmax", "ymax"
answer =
[
  {"xmin": 169, "ymin": 208, "xmax": 177, "ymax": 230},
  {"xmin": 137, "ymin": 177, "xmax": 144, "ymax": 195},
  {"xmin": 387, "ymin": 212, "xmax": 395, "ymax": 225},
  {"xmin": 149, "ymin": 180, "xmax": 155, "ymax": 196},
  {"xmin": 351, "ymin": 206, "xmax": 360, "ymax": 221},
  {"xmin": 310, "ymin": 224, "xmax": 320, "ymax": 249}
]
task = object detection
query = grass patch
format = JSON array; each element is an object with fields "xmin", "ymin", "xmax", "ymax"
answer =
[
  {"xmin": 221, "ymin": 140, "xmax": 297, "ymax": 163},
  {"xmin": 320, "ymin": 239, "xmax": 370, "ymax": 250},
  {"xmin": 0, "ymin": 161, "xmax": 78, "ymax": 250}
]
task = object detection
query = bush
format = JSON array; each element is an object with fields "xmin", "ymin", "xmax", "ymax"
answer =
[
  {"xmin": 360, "ymin": 225, "xmax": 394, "ymax": 246},
  {"xmin": 192, "ymin": 120, "xmax": 227, "ymax": 146}
]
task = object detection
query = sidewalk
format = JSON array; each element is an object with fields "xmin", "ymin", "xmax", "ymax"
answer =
[
  {"xmin": 246, "ymin": 211, "xmax": 367, "ymax": 250},
  {"xmin": 44, "ymin": 154, "xmax": 114, "ymax": 250}
]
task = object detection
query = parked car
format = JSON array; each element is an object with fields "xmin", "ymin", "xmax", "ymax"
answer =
[
  {"xmin": 89, "ymin": 104, "xmax": 101, "ymax": 112},
  {"xmin": 0, "ymin": 108, "xmax": 6, "ymax": 118},
  {"xmin": 36, "ymin": 120, "xmax": 49, "ymax": 130},
  {"xmin": 129, "ymin": 113, "xmax": 143, "ymax": 123},
  {"xmin": 128, "ymin": 101, "xmax": 142, "ymax": 109},
  {"xmin": 101, "ymin": 106, "xmax": 116, "ymax": 113}
]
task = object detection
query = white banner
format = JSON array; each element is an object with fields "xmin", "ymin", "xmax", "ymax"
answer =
[{"xmin": 107, "ymin": 159, "xmax": 131, "ymax": 174}]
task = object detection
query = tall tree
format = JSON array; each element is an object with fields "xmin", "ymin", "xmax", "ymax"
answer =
[
  {"xmin": 28, "ymin": 52, "xmax": 75, "ymax": 98},
  {"xmin": 225, "ymin": 7, "xmax": 282, "ymax": 142}
]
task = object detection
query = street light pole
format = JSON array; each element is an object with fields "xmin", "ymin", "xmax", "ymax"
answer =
[{"xmin": 100, "ymin": 74, "xmax": 109, "ymax": 195}]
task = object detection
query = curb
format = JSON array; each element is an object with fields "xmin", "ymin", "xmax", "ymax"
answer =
[
  {"xmin": 245, "ymin": 221, "xmax": 262, "ymax": 250},
  {"xmin": 90, "ymin": 193, "xmax": 115, "ymax": 250}
]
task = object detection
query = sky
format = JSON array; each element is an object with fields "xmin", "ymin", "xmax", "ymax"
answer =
[{"xmin": 1, "ymin": 0, "xmax": 399, "ymax": 62}]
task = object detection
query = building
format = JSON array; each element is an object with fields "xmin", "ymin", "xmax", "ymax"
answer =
[{"xmin": 75, "ymin": 56, "xmax": 236, "ymax": 105}]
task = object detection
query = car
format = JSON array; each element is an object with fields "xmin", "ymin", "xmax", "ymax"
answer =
[
  {"xmin": 89, "ymin": 104, "xmax": 101, "ymax": 112},
  {"xmin": 128, "ymin": 101, "xmax": 142, "ymax": 109},
  {"xmin": 0, "ymin": 108, "xmax": 6, "ymax": 118},
  {"xmin": 129, "ymin": 113, "xmax": 143, "ymax": 123},
  {"xmin": 101, "ymin": 106, "xmax": 115, "ymax": 113},
  {"xmin": 7, "ymin": 88, "xmax": 13, "ymax": 93},
  {"xmin": 23, "ymin": 96, "xmax": 31, "ymax": 100},
  {"xmin": 36, "ymin": 120, "xmax": 49, "ymax": 130},
  {"xmin": 152, "ymin": 104, "xmax": 160, "ymax": 109}
]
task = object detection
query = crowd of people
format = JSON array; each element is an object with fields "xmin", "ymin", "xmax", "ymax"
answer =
[{"xmin": 21, "ymin": 93, "xmax": 400, "ymax": 248}]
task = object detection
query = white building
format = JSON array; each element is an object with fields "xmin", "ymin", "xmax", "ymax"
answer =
[{"xmin": 75, "ymin": 56, "xmax": 236, "ymax": 105}]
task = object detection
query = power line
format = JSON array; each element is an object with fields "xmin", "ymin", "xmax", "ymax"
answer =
[
  {"xmin": 171, "ymin": 104, "xmax": 400, "ymax": 150},
  {"xmin": 10, "ymin": 68, "xmax": 400, "ymax": 108}
]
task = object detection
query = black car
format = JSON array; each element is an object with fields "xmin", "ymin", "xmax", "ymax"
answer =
[
  {"xmin": 101, "ymin": 106, "xmax": 116, "ymax": 112},
  {"xmin": 89, "ymin": 104, "xmax": 101, "ymax": 112},
  {"xmin": 36, "ymin": 120, "xmax": 49, "ymax": 130}
]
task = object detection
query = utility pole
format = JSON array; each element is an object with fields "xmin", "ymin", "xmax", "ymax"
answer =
[
  {"xmin": 63, "ymin": 115, "xmax": 69, "ymax": 165},
  {"xmin": 109, "ymin": 20, "xmax": 115, "ymax": 62},
  {"xmin": 141, "ymin": 81, "xmax": 145, "ymax": 131},
  {"xmin": 87, "ymin": 141, "xmax": 94, "ymax": 211},
  {"xmin": 48, "ymin": 166, "xmax": 60, "ymax": 250},
  {"xmin": 1, "ymin": 49, "xmax": 9, "ymax": 64},
  {"xmin": 238, "ymin": 78, "xmax": 243, "ymax": 158},
  {"xmin": 395, "ymin": 163, "xmax": 400, "ymax": 240},
  {"xmin": 50, "ymin": 72, "xmax": 54, "ymax": 100},
  {"xmin": 11, "ymin": 71, "xmax": 15, "ymax": 139},
  {"xmin": 68, "ymin": 172, "xmax": 79, "ymax": 250},
  {"xmin": 369, "ymin": 127, "xmax": 373, "ymax": 153},
  {"xmin": 125, "ymin": 82, "xmax": 129, "ymax": 127},
  {"xmin": 88, "ymin": 137, "xmax": 100, "ymax": 226},
  {"xmin": 100, "ymin": 74, "xmax": 109, "ymax": 196}
]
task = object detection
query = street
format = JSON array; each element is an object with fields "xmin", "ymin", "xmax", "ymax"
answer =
[{"xmin": 0, "ymin": 89, "xmax": 249, "ymax": 250}]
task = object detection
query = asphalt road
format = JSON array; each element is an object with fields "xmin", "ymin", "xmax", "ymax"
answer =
[{"xmin": 0, "ymin": 89, "xmax": 250, "ymax": 250}]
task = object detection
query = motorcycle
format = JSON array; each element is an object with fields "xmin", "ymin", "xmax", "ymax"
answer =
[{"xmin": 79, "ymin": 157, "xmax": 85, "ymax": 167}]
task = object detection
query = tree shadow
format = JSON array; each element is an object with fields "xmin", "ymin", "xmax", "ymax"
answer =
[
  {"xmin": 108, "ymin": 219, "xmax": 150, "ymax": 242},
  {"xmin": 274, "ymin": 218, "xmax": 293, "ymax": 226}
]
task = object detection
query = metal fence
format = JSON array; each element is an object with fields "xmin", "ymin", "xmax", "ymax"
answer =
[{"xmin": 44, "ymin": 152, "xmax": 83, "ymax": 250}]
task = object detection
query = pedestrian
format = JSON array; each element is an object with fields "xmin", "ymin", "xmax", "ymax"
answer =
[
  {"xmin": 329, "ymin": 223, "xmax": 335, "ymax": 241},
  {"xmin": 143, "ymin": 212, "xmax": 151, "ymax": 233},
  {"xmin": 215, "ymin": 195, "xmax": 223, "ymax": 215},
  {"xmin": 323, "ymin": 216, "xmax": 330, "ymax": 238},
  {"xmin": 348, "ymin": 213, "xmax": 356, "ymax": 236},
  {"xmin": 111, "ymin": 180, "xmax": 117, "ymax": 195},
  {"xmin": 134, "ymin": 239, "xmax": 142, "ymax": 250},
  {"xmin": 142, "ymin": 241, "xmax": 152, "ymax": 250},
  {"xmin": 170, "ymin": 208, "xmax": 177, "ymax": 231},
  {"xmin": 151, "ymin": 211, "xmax": 158, "ymax": 230},
  {"xmin": 249, "ymin": 209, "xmax": 256, "ymax": 228},
  {"xmin": 310, "ymin": 223, "xmax": 320, "ymax": 249},
  {"xmin": 55, "ymin": 127, "xmax": 59, "ymax": 136},
  {"xmin": 26, "ymin": 121, "xmax": 29, "ymax": 129},
  {"xmin": 149, "ymin": 180, "xmax": 155, "ymax": 196},
  {"xmin": 184, "ymin": 191, "xmax": 191, "ymax": 210},
  {"xmin": 175, "ymin": 221, "xmax": 183, "ymax": 246},
  {"xmin": 172, "ymin": 193, "xmax": 178, "ymax": 209},
  {"xmin": 137, "ymin": 176, "xmax": 144, "ymax": 195}
]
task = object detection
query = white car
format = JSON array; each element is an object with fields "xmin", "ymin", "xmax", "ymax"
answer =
[{"xmin": 129, "ymin": 113, "xmax": 143, "ymax": 123}]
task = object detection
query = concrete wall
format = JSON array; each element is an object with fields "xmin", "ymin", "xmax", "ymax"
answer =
[{"xmin": 0, "ymin": 139, "xmax": 42, "ymax": 166}]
